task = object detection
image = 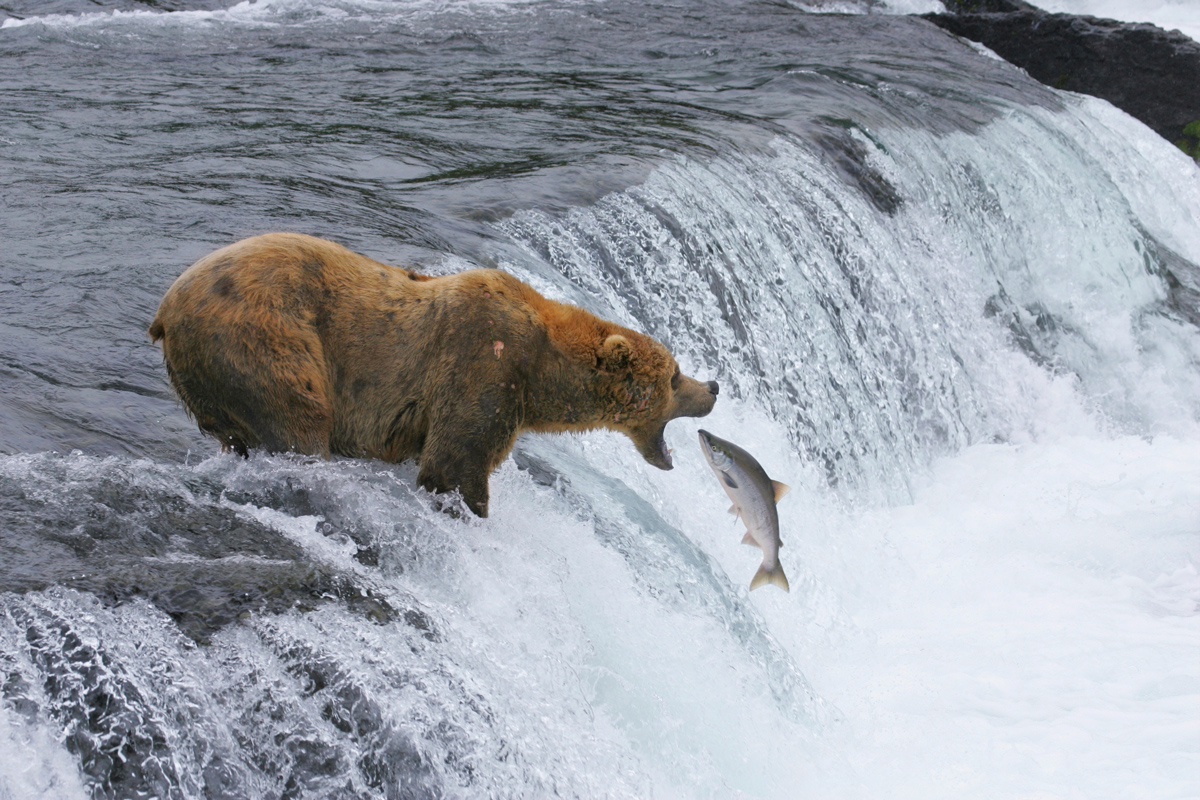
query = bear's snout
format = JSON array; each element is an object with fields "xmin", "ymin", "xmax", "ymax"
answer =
[{"xmin": 670, "ymin": 374, "xmax": 718, "ymax": 420}]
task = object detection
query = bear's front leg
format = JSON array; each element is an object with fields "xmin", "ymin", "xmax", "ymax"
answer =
[
  {"xmin": 418, "ymin": 456, "xmax": 491, "ymax": 518},
  {"xmin": 417, "ymin": 406, "xmax": 517, "ymax": 518}
]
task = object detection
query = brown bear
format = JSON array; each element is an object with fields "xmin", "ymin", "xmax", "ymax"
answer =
[{"xmin": 149, "ymin": 233, "xmax": 718, "ymax": 517}]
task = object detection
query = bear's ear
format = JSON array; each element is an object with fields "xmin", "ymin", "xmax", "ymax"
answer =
[{"xmin": 597, "ymin": 334, "xmax": 634, "ymax": 372}]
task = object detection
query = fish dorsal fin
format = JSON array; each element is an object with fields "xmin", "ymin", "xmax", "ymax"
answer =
[
  {"xmin": 741, "ymin": 531, "xmax": 760, "ymax": 548},
  {"xmin": 772, "ymin": 480, "xmax": 791, "ymax": 504}
]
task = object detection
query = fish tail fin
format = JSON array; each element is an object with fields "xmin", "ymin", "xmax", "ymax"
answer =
[{"xmin": 749, "ymin": 562, "xmax": 790, "ymax": 592}]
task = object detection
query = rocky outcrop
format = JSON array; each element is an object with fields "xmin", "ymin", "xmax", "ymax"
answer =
[
  {"xmin": 925, "ymin": 2, "xmax": 1200, "ymax": 156},
  {"xmin": 0, "ymin": 458, "xmax": 410, "ymax": 644}
]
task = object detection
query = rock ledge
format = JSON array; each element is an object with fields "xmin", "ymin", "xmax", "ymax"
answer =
[{"xmin": 925, "ymin": 0, "xmax": 1200, "ymax": 156}]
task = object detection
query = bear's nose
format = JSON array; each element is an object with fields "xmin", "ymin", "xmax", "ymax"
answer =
[{"xmin": 707, "ymin": 381, "xmax": 719, "ymax": 396}]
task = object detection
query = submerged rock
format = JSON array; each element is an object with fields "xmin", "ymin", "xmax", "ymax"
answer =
[
  {"xmin": 812, "ymin": 121, "xmax": 903, "ymax": 216},
  {"xmin": 0, "ymin": 458, "xmax": 401, "ymax": 644},
  {"xmin": 925, "ymin": 3, "xmax": 1200, "ymax": 155}
]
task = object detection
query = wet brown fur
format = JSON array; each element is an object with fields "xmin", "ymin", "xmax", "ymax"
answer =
[{"xmin": 150, "ymin": 233, "xmax": 717, "ymax": 516}]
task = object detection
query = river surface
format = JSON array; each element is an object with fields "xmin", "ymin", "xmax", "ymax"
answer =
[{"xmin": 1, "ymin": 1, "xmax": 1198, "ymax": 798}]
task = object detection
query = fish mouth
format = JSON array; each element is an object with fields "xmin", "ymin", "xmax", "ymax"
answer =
[
  {"xmin": 639, "ymin": 425, "xmax": 674, "ymax": 470},
  {"xmin": 697, "ymin": 428, "xmax": 730, "ymax": 470}
]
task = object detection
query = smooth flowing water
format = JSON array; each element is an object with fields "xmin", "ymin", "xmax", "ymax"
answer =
[{"xmin": 1, "ymin": 1, "xmax": 1197, "ymax": 798}]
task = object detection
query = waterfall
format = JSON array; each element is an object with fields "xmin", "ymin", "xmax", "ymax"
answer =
[{"xmin": 1, "ymin": 2, "xmax": 1197, "ymax": 797}]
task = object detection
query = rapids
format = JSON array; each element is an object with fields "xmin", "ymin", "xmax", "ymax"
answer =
[{"xmin": 0, "ymin": 1, "xmax": 1197, "ymax": 797}]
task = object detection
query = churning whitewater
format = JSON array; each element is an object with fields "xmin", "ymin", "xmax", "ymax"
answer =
[{"xmin": 0, "ymin": 1, "xmax": 1197, "ymax": 798}]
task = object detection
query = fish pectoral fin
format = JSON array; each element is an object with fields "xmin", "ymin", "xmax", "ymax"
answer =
[
  {"xmin": 721, "ymin": 473, "xmax": 739, "ymax": 489},
  {"xmin": 741, "ymin": 531, "xmax": 760, "ymax": 548},
  {"xmin": 771, "ymin": 480, "xmax": 791, "ymax": 503},
  {"xmin": 749, "ymin": 562, "xmax": 790, "ymax": 592}
]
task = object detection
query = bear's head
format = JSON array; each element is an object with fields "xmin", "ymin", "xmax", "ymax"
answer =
[{"xmin": 594, "ymin": 332, "xmax": 718, "ymax": 470}]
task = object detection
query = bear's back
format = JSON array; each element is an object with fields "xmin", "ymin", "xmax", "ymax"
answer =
[{"xmin": 155, "ymin": 233, "xmax": 416, "ymax": 319}]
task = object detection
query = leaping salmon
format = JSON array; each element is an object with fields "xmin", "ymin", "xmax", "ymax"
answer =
[{"xmin": 698, "ymin": 429, "xmax": 791, "ymax": 591}]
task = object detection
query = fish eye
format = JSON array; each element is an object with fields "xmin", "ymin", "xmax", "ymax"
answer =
[{"xmin": 710, "ymin": 444, "xmax": 718, "ymax": 452}]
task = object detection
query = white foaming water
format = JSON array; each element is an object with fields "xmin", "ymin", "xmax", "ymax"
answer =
[
  {"xmin": 2, "ymin": 427, "xmax": 1195, "ymax": 797},
  {"xmin": 2, "ymin": 68, "xmax": 1199, "ymax": 800},
  {"xmin": 0, "ymin": 0, "xmax": 536, "ymax": 30},
  {"xmin": 874, "ymin": 96, "xmax": 1200, "ymax": 437},
  {"xmin": 490, "ymin": 88, "xmax": 1200, "ymax": 795},
  {"xmin": 0, "ymin": 705, "xmax": 88, "ymax": 800},
  {"xmin": 1028, "ymin": 0, "xmax": 1200, "ymax": 43},
  {"xmin": 802, "ymin": 434, "xmax": 1200, "ymax": 798},
  {"xmin": 0, "ymin": 1, "xmax": 275, "ymax": 29}
]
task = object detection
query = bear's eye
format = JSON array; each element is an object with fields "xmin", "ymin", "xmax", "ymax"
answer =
[{"xmin": 670, "ymin": 368, "xmax": 681, "ymax": 391}]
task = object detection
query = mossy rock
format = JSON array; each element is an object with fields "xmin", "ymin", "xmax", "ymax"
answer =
[{"xmin": 1177, "ymin": 120, "xmax": 1200, "ymax": 159}]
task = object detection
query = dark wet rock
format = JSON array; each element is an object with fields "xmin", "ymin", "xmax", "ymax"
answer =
[
  {"xmin": 1143, "ymin": 234, "xmax": 1200, "ymax": 328},
  {"xmin": 0, "ymin": 468, "xmax": 401, "ymax": 644},
  {"xmin": 200, "ymin": 755, "xmax": 245, "ymax": 800},
  {"xmin": 0, "ymin": 661, "xmax": 40, "ymax": 724},
  {"xmin": 982, "ymin": 286, "xmax": 1076, "ymax": 369},
  {"xmin": 0, "ymin": 456, "xmax": 454, "ymax": 798},
  {"xmin": 924, "ymin": 6, "xmax": 1200, "ymax": 152},
  {"xmin": 813, "ymin": 121, "xmax": 903, "ymax": 216},
  {"xmin": 222, "ymin": 476, "xmax": 387, "ymax": 569},
  {"xmin": 262, "ymin": 637, "xmax": 443, "ymax": 800},
  {"xmin": 9, "ymin": 602, "xmax": 188, "ymax": 800}
]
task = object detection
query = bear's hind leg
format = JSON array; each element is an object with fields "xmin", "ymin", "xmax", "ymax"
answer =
[
  {"xmin": 235, "ymin": 360, "xmax": 333, "ymax": 457},
  {"xmin": 162, "ymin": 320, "xmax": 333, "ymax": 458}
]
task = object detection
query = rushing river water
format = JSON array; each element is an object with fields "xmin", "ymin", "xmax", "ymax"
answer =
[{"xmin": 1, "ymin": 1, "xmax": 1198, "ymax": 798}]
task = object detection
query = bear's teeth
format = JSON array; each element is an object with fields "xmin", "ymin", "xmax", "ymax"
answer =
[{"xmin": 659, "ymin": 438, "xmax": 673, "ymax": 468}]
